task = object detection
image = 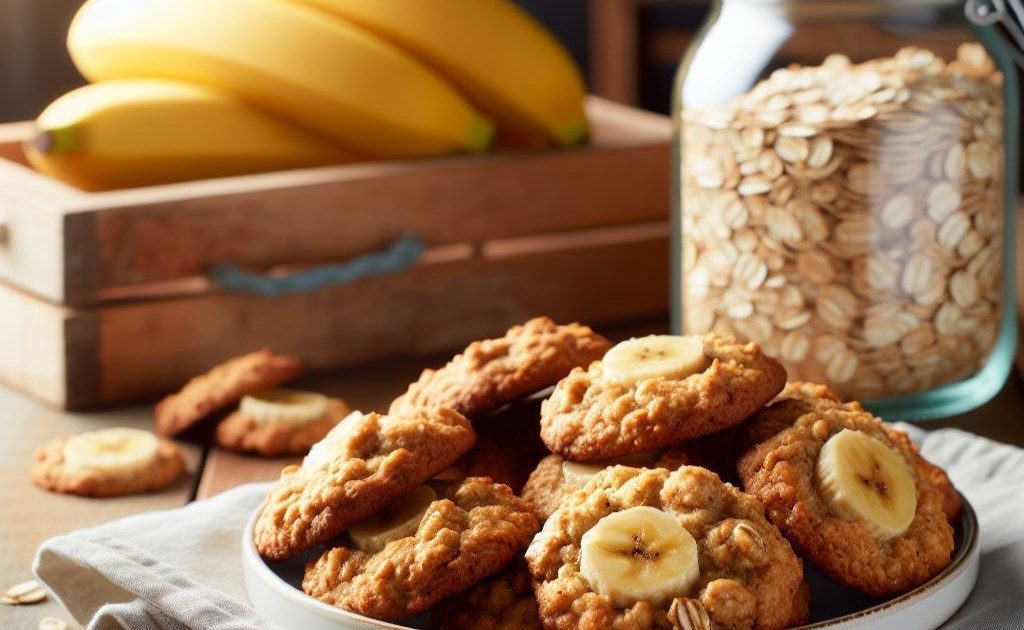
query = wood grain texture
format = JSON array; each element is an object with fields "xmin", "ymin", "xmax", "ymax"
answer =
[
  {"xmin": 92, "ymin": 228, "xmax": 669, "ymax": 406},
  {"xmin": 0, "ymin": 278, "xmax": 70, "ymax": 405},
  {"xmin": 0, "ymin": 224, "xmax": 669, "ymax": 408},
  {"xmin": 0, "ymin": 158, "xmax": 81, "ymax": 302},
  {"xmin": 0, "ymin": 98, "xmax": 670, "ymax": 305}
]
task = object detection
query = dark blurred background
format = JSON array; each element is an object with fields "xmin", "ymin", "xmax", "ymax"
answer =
[{"xmin": 0, "ymin": 0, "xmax": 712, "ymax": 122}]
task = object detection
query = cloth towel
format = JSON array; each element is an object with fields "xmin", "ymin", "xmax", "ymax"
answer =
[{"xmin": 34, "ymin": 425, "xmax": 1024, "ymax": 629}]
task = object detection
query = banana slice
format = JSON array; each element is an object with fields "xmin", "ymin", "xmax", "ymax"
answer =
[
  {"xmin": 348, "ymin": 486, "xmax": 438, "ymax": 552},
  {"xmin": 63, "ymin": 428, "xmax": 160, "ymax": 475},
  {"xmin": 561, "ymin": 452, "xmax": 659, "ymax": 486},
  {"xmin": 603, "ymin": 335, "xmax": 710, "ymax": 384},
  {"xmin": 816, "ymin": 429, "xmax": 917, "ymax": 540},
  {"xmin": 239, "ymin": 388, "xmax": 328, "ymax": 425},
  {"xmin": 580, "ymin": 506, "xmax": 699, "ymax": 606}
]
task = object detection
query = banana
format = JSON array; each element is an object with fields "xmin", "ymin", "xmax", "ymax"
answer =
[
  {"xmin": 25, "ymin": 80, "xmax": 358, "ymax": 191},
  {"xmin": 816, "ymin": 429, "xmax": 917, "ymax": 540},
  {"xmin": 603, "ymin": 335, "xmax": 711, "ymax": 384},
  {"xmin": 561, "ymin": 453, "xmax": 659, "ymax": 486},
  {"xmin": 63, "ymin": 428, "xmax": 160, "ymax": 475},
  {"xmin": 286, "ymin": 0, "xmax": 588, "ymax": 147},
  {"xmin": 239, "ymin": 388, "xmax": 329, "ymax": 425},
  {"xmin": 67, "ymin": 0, "xmax": 494, "ymax": 158},
  {"xmin": 348, "ymin": 485, "xmax": 438, "ymax": 552},
  {"xmin": 580, "ymin": 506, "xmax": 700, "ymax": 607}
]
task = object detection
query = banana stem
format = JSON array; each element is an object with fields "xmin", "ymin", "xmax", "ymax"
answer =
[{"xmin": 32, "ymin": 126, "xmax": 79, "ymax": 153}]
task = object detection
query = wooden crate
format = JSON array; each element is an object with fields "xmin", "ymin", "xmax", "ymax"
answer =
[{"xmin": 0, "ymin": 98, "xmax": 671, "ymax": 408}]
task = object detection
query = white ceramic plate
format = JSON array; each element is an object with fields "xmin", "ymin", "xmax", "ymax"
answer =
[{"xmin": 242, "ymin": 495, "xmax": 979, "ymax": 630}]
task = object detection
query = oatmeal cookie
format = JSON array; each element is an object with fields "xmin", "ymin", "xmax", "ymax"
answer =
[
  {"xmin": 521, "ymin": 448, "xmax": 715, "ymax": 522},
  {"xmin": 155, "ymin": 349, "xmax": 302, "ymax": 437},
  {"xmin": 254, "ymin": 408, "xmax": 475, "ymax": 561},
  {"xmin": 526, "ymin": 466, "xmax": 808, "ymax": 630},
  {"xmin": 438, "ymin": 436, "xmax": 528, "ymax": 493},
  {"xmin": 33, "ymin": 432, "xmax": 185, "ymax": 497},
  {"xmin": 302, "ymin": 477, "xmax": 538, "ymax": 620},
  {"xmin": 540, "ymin": 335, "xmax": 786, "ymax": 461},
  {"xmin": 740, "ymin": 383, "xmax": 961, "ymax": 523},
  {"xmin": 432, "ymin": 561, "xmax": 542, "ymax": 630},
  {"xmin": 737, "ymin": 405, "xmax": 955, "ymax": 596},
  {"xmin": 389, "ymin": 317, "xmax": 610, "ymax": 418},
  {"xmin": 214, "ymin": 397, "xmax": 350, "ymax": 457}
]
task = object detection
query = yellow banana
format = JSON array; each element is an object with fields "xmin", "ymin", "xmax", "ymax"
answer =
[
  {"xmin": 67, "ymin": 0, "xmax": 494, "ymax": 158},
  {"xmin": 26, "ymin": 80, "xmax": 360, "ymax": 191},
  {"xmin": 287, "ymin": 0, "xmax": 589, "ymax": 147}
]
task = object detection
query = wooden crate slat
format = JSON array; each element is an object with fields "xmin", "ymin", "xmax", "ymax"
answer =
[
  {"xmin": 83, "ymin": 231, "xmax": 668, "ymax": 407},
  {"xmin": 0, "ymin": 158, "xmax": 85, "ymax": 302},
  {"xmin": 0, "ymin": 278, "xmax": 70, "ymax": 404},
  {"xmin": 0, "ymin": 98, "xmax": 670, "ymax": 305}
]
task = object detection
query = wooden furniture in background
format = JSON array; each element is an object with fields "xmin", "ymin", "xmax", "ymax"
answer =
[
  {"xmin": 0, "ymin": 98, "xmax": 672, "ymax": 408},
  {"xmin": 588, "ymin": 0, "xmax": 707, "ymax": 111}
]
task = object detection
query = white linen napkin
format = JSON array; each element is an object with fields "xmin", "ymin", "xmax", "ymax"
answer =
[
  {"xmin": 34, "ymin": 426, "xmax": 1024, "ymax": 629},
  {"xmin": 34, "ymin": 484, "xmax": 280, "ymax": 630}
]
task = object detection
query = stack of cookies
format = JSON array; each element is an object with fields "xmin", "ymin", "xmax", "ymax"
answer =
[{"xmin": 250, "ymin": 317, "xmax": 961, "ymax": 630}]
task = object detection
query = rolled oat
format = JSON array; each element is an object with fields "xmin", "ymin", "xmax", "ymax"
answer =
[{"xmin": 680, "ymin": 44, "xmax": 1004, "ymax": 399}]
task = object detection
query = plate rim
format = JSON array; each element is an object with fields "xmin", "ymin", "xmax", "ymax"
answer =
[{"xmin": 243, "ymin": 493, "xmax": 979, "ymax": 629}]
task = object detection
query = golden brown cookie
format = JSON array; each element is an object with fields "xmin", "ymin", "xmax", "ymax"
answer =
[
  {"xmin": 254, "ymin": 408, "xmax": 475, "ymax": 561},
  {"xmin": 740, "ymin": 382, "xmax": 962, "ymax": 523},
  {"xmin": 32, "ymin": 429, "xmax": 185, "ymax": 498},
  {"xmin": 432, "ymin": 561, "xmax": 542, "ymax": 630},
  {"xmin": 521, "ymin": 448, "xmax": 712, "ymax": 522},
  {"xmin": 737, "ymin": 404, "xmax": 955, "ymax": 596},
  {"xmin": 389, "ymin": 317, "xmax": 610, "ymax": 418},
  {"xmin": 540, "ymin": 334, "xmax": 786, "ymax": 461},
  {"xmin": 214, "ymin": 397, "xmax": 350, "ymax": 457},
  {"xmin": 302, "ymin": 477, "xmax": 538, "ymax": 620},
  {"xmin": 155, "ymin": 349, "xmax": 302, "ymax": 437},
  {"xmin": 526, "ymin": 466, "xmax": 809, "ymax": 629}
]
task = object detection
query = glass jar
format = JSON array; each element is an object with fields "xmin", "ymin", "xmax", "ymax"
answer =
[{"xmin": 672, "ymin": 0, "xmax": 1018, "ymax": 419}]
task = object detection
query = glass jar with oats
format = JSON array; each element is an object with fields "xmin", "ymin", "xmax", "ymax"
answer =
[{"xmin": 672, "ymin": 0, "xmax": 1019, "ymax": 418}]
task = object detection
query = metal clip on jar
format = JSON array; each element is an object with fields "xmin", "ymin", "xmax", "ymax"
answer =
[{"xmin": 672, "ymin": 0, "xmax": 1019, "ymax": 419}]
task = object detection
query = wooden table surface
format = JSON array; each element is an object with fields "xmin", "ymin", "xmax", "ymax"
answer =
[{"xmin": 2, "ymin": 321, "xmax": 1023, "ymax": 629}]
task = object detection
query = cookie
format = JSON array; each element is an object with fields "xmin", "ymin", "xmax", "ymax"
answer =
[
  {"xmin": 254, "ymin": 408, "xmax": 476, "ymax": 561},
  {"xmin": 302, "ymin": 477, "xmax": 538, "ymax": 620},
  {"xmin": 389, "ymin": 317, "xmax": 610, "ymax": 418},
  {"xmin": 33, "ymin": 428, "xmax": 185, "ymax": 497},
  {"xmin": 432, "ymin": 561, "xmax": 542, "ymax": 630},
  {"xmin": 741, "ymin": 382, "xmax": 961, "ymax": 522},
  {"xmin": 521, "ymin": 448, "xmax": 713, "ymax": 522},
  {"xmin": 540, "ymin": 334, "xmax": 786, "ymax": 461},
  {"xmin": 526, "ymin": 466, "xmax": 809, "ymax": 629},
  {"xmin": 155, "ymin": 349, "xmax": 302, "ymax": 437},
  {"xmin": 214, "ymin": 397, "xmax": 351, "ymax": 457},
  {"xmin": 737, "ymin": 403, "xmax": 955, "ymax": 596},
  {"xmin": 438, "ymin": 436, "xmax": 528, "ymax": 493}
]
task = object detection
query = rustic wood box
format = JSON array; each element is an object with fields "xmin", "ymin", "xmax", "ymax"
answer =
[{"xmin": 0, "ymin": 98, "xmax": 671, "ymax": 408}]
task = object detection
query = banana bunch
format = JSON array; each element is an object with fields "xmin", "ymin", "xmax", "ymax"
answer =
[{"xmin": 29, "ymin": 0, "xmax": 588, "ymax": 191}]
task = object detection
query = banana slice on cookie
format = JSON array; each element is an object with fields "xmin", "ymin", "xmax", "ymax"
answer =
[
  {"xmin": 240, "ymin": 388, "xmax": 328, "ymax": 425},
  {"xmin": 816, "ymin": 429, "xmax": 917, "ymax": 540},
  {"xmin": 348, "ymin": 486, "xmax": 438, "ymax": 553},
  {"xmin": 580, "ymin": 506, "xmax": 699, "ymax": 607},
  {"xmin": 63, "ymin": 427, "xmax": 160, "ymax": 475},
  {"xmin": 603, "ymin": 335, "xmax": 710, "ymax": 384}
]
